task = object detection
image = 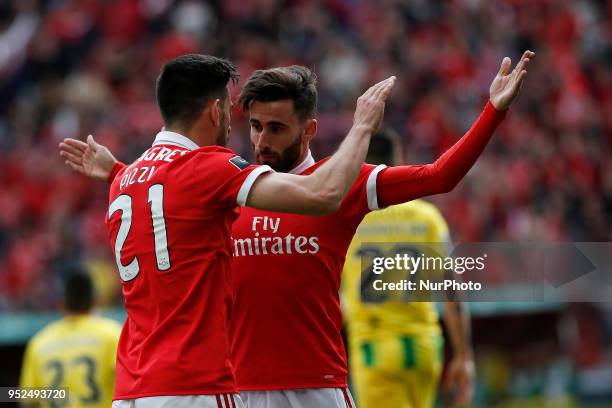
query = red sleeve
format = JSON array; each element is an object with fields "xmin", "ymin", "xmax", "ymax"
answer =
[
  {"xmin": 108, "ymin": 162, "xmax": 127, "ymax": 183},
  {"xmin": 193, "ymin": 151, "xmax": 273, "ymax": 210},
  {"xmin": 377, "ymin": 101, "xmax": 507, "ymax": 208},
  {"xmin": 337, "ymin": 163, "xmax": 387, "ymax": 219}
]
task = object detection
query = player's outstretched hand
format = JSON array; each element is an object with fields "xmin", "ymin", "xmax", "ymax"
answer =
[
  {"xmin": 353, "ymin": 76, "xmax": 396, "ymax": 133},
  {"xmin": 489, "ymin": 50, "xmax": 535, "ymax": 111},
  {"xmin": 59, "ymin": 135, "xmax": 118, "ymax": 180}
]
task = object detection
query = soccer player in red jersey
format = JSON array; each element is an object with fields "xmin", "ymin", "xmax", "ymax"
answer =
[
  {"xmin": 61, "ymin": 51, "xmax": 534, "ymax": 407},
  {"xmin": 64, "ymin": 53, "xmax": 395, "ymax": 408}
]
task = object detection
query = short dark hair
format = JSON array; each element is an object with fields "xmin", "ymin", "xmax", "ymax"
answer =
[
  {"xmin": 156, "ymin": 54, "xmax": 238, "ymax": 127},
  {"xmin": 367, "ymin": 128, "xmax": 401, "ymax": 166},
  {"xmin": 63, "ymin": 270, "xmax": 94, "ymax": 313},
  {"xmin": 238, "ymin": 65, "xmax": 318, "ymax": 121}
]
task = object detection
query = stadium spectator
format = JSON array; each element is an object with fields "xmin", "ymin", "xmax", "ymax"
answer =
[{"xmin": 0, "ymin": 0, "xmax": 610, "ymax": 310}]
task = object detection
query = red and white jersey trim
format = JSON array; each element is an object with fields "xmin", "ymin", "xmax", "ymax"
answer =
[
  {"xmin": 289, "ymin": 150, "xmax": 315, "ymax": 175},
  {"xmin": 236, "ymin": 165, "xmax": 274, "ymax": 206},
  {"xmin": 150, "ymin": 130, "xmax": 273, "ymax": 207},
  {"xmin": 152, "ymin": 130, "xmax": 200, "ymax": 150},
  {"xmin": 366, "ymin": 164, "xmax": 386, "ymax": 210},
  {"xmin": 112, "ymin": 394, "xmax": 243, "ymax": 408},
  {"xmin": 215, "ymin": 393, "xmax": 240, "ymax": 408}
]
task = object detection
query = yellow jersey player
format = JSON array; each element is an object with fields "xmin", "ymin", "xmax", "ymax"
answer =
[
  {"xmin": 20, "ymin": 270, "xmax": 121, "ymax": 408},
  {"xmin": 342, "ymin": 130, "xmax": 475, "ymax": 408}
]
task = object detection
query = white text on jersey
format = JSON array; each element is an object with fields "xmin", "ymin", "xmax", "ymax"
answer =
[
  {"xmin": 233, "ymin": 216, "xmax": 319, "ymax": 256},
  {"xmin": 137, "ymin": 146, "xmax": 189, "ymax": 163},
  {"xmin": 119, "ymin": 147, "xmax": 190, "ymax": 191},
  {"xmin": 119, "ymin": 166, "xmax": 156, "ymax": 190},
  {"xmin": 252, "ymin": 216, "xmax": 280, "ymax": 233}
]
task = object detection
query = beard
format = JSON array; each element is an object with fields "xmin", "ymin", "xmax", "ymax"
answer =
[
  {"xmin": 215, "ymin": 111, "xmax": 230, "ymax": 147},
  {"xmin": 254, "ymin": 130, "xmax": 303, "ymax": 172}
]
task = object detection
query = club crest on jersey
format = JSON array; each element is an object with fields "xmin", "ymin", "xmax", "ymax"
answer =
[{"xmin": 229, "ymin": 156, "xmax": 250, "ymax": 170}]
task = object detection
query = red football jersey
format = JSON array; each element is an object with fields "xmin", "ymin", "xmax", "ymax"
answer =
[
  {"xmin": 229, "ymin": 152, "xmax": 385, "ymax": 390},
  {"xmin": 107, "ymin": 102, "xmax": 504, "ymax": 393},
  {"xmin": 106, "ymin": 131, "xmax": 272, "ymax": 399}
]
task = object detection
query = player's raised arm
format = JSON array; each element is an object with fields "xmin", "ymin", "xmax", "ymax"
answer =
[
  {"xmin": 59, "ymin": 135, "xmax": 122, "ymax": 182},
  {"xmin": 245, "ymin": 76, "xmax": 396, "ymax": 215},
  {"xmin": 60, "ymin": 77, "xmax": 396, "ymax": 216},
  {"xmin": 489, "ymin": 50, "xmax": 535, "ymax": 111},
  {"xmin": 374, "ymin": 51, "xmax": 535, "ymax": 208}
]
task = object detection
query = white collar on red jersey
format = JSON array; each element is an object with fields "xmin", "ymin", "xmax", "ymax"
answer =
[
  {"xmin": 153, "ymin": 131, "xmax": 199, "ymax": 151},
  {"xmin": 289, "ymin": 149, "xmax": 315, "ymax": 174}
]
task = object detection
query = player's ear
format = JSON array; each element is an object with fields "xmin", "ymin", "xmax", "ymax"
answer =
[
  {"xmin": 303, "ymin": 118, "xmax": 317, "ymax": 143},
  {"xmin": 210, "ymin": 99, "xmax": 221, "ymax": 127}
]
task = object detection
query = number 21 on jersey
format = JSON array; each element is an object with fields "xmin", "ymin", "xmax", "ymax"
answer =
[{"xmin": 108, "ymin": 184, "xmax": 170, "ymax": 281}]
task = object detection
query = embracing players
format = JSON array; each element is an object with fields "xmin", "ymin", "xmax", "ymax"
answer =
[
  {"xmin": 61, "ymin": 51, "xmax": 533, "ymax": 407},
  {"xmin": 59, "ymin": 53, "xmax": 394, "ymax": 408}
]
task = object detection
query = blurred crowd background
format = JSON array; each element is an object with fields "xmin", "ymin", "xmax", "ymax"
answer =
[{"xmin": 0, "ymin": 0, "xmax": 611, "ymax": 405}]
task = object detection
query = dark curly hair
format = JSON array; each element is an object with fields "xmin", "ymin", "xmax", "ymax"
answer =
[{"xmin": 238, "ymin": 65, "xmax": 318, "ymax": 121}]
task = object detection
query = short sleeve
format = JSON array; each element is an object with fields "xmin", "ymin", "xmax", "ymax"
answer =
[
  {"xmin": 365, "ymin": 164, "xmax": 387, "ymax": 210},
  {"xmin": 193, "ymin": 149, "xmax": 273, "ymax": 210},
  {"xmin": 337, "ymin": 163, "xmax": 387, "ymax": 220}
]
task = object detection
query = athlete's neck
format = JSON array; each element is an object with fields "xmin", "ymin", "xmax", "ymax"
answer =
[
  {"xmin": 162, "ymin": 126, "xmax": 203, "ymax": 147},
  {"xmin": 163, "ymin": 120, "xmax": 219, "ymax": 148},
  {"xmin": 64, "ymin": 311, "xmax": 91, "ymax": 318},
  {"xmin": 289, "ymin": 148, "xmax": 315, "ymax": 175}
]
